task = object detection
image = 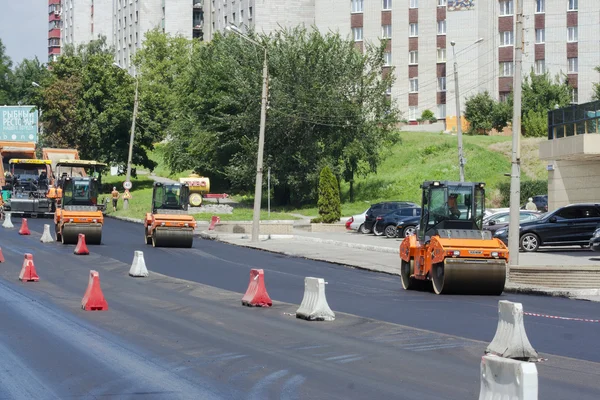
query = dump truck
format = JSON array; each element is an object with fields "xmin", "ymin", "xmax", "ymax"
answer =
[
  {"xmin": 1, "ymin": 159, "xmax": 54, "ymax": 217},
  {"xmin": 54, "ymin": 175, "xmax": 103, "ymax": 244},
  {"xmin": 399, "ymin": 180, "xmax": 508, "ymax": 295},
  {"xmin": 0, "ymin": 141, "xmax": 37, "ymax": 187},
  {"xmin": 144, "ymin": 181, "xmax": 196, "ymax": 248},
  {"xmin": 42, "ymin": 147, "xmax": 80, "ymax": 173},
  {"xmin": 52, "ymin": 159, "xmax": 108, "ymax": 213}
]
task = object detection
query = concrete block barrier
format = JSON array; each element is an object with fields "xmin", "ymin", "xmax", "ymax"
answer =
[
  {"xmin": 486, "ymin": 300, "xmax": 538, "ymax": 361},
  {"xmin": 296, "ymin": 277, "xmax": 335, "ymax": 321},
  {"xmin": 479, "ymin": 355, "xmax": 538, "ymax": 400},
  {"xmin": 40, "ymin": 224, "xmax": 54, "ymax": 243},
  {"xmin": 129, "ymin": 251, "xmax": 149, "ymax": 277},
  {"xmin": 2, "ymin": 212, "xmax": 14, "ymax": 228}
]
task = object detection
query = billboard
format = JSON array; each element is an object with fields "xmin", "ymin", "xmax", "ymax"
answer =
[
  {"xmin": 448, "ymin": 0, "xmax": 475, "ymax": 11},
  {"xmin": 0, "ymin": 106, "xmax": 39, "ymax": 142}
]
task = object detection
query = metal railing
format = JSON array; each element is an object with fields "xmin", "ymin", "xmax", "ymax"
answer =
[{"xmin": 547, "ymin": 100, "xmax": 600, "ymax": 139}]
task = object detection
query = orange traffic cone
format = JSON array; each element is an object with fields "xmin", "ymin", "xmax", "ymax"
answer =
[
  {"xmin": 74, "ymin": 234, "xmax": 90, "ymax": 255},
  {"xmin": 0, "ymin": 247, "xmax": 5, "ymax": 263},
  {"xmin": 81, "ymin": 270, "xmax": 108, "ymax": 311},
  {"xmin": 19, "ymin": 253, "xmax": 39, "ymax": 282},
  {"xmin": 19, "ymin": 218, "xmax": 31, "ymax": 235}
]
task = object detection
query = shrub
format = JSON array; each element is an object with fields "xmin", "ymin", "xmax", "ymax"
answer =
[
  {"xmin": 419, "ymin": 109, "xmax": 437, "ymax": 124},
  {"xmin": 522, "ymin": 109, "xmax": 547, "ymax": 137},
  {"xmin": 313, "ymin": 166, "xmax": 341, "ymax": 223}
]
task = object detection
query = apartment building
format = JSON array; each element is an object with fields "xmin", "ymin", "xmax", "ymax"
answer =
[
  {"xmin": 113, "ymin": 0, "xmax": 193, "ymax": 72},
  {"xmin": 48, "ymin": 0, "xmax": 62, "ymax": 62},
  {"xmin": 61, "ymin": 0, "xmax": 113, "ymax": 50}
]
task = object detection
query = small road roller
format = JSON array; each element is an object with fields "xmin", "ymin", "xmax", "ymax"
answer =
[
  {"xmin": 399, "ymin": 180, "xmax": 508, "ymax": 295},
  {"xmin": 54, "ymin": 176, "xmax": 103, "ymax": 244},
  {"xmin": 144, "ymin": 182, "xmax": 196, "ymax": 248}
]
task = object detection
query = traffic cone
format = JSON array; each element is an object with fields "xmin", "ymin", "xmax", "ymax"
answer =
[
  {"xmin": 81, "ymin": 270, "xmax": 108, "ymax": 311},
  {"xmin": 18, "ymin": 218, "xmax": 31, "ymax": 235},
  {"xmin": 74, "ymin": 234, "xmax": 90, "ymax": 255},
  {"xmin": 0, "ymin": 247, "xmax": 5, "ymax": 263},
  {"xmin": 40, "ymin": 224, "xmax": 54, "ymax": 243},
  {"xmin": 2, "ymin": 212, "xmax": 13, "ymax": 228},
  {"xmin": 19, "ymin": 253, "xmax": 39, "ymax": 282},
  {"xmin": 129, "ymin": 251, "xmax": 149, "ymax": 277},
  {"xmin": 241, "ymin": 269, "xmax": 272, "ymax": 307}
]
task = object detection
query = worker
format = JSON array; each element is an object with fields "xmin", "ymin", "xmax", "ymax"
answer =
[
  {"xmin": 525, "ymin": 197, "xmax": 537, "ymax": 211},
  {"xmin": 447, "ymin": 193, "xmax": 461, "ymax": 219},
  {"xmin": 111, "ymin": 186, "xmax": 120, "ymax": 212},
  {"xmin": 165, "ymin": 188, "xmax": 178, "ymax": 206}
]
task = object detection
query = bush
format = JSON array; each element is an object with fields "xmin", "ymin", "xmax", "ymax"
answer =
[
  {"xmin": 522, "ymin": 109, "xmax": 547, "ymax": 137},
  {"xmin": 418, "ymin": 109, "xmax": 437, "ymax": 124},
  {"xmin": 313, "ymin": 166, "xmax": 341, "ymax": 223},
  {"xmin": 496, "ymin": 179, "xmax": 548, "ymax": 207}
]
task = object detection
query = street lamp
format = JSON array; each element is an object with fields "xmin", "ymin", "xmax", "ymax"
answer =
[
  {"xmin": 31, "ymin": 82, "xmax": 43, "ymax": 140},
  {"xmin": 225, "ymin": 24, "xmax": 269, "ymax": 243},
  {"xmin": 113, "ymin": 62, "xmax": 139, "ymax": 210},
  {"xmin": 450, "ymin": 38, "xmax": 483, "ymax": 183}
]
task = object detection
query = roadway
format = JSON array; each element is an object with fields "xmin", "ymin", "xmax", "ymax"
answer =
[{"xmin": 0, "ymin": 217, "xmax": 598, "ymax": 399}]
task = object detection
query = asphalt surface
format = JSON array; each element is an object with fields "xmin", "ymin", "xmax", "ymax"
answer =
[{"xmin": 0, "ymin": 217, "xmax": 598, "ymax": 399}]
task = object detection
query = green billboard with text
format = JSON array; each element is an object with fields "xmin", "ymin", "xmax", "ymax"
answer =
[{"xmin": 0, "ymin": 106, "xmax": 39, "ymax": 142}]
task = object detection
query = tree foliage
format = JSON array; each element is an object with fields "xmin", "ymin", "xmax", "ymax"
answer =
[
  {"xmin": 11, "ymin": 57, "xmax": 50, "ymax": 105},
  {"xmin": 0, "ymin": 38, "xmax": 13, "ymax": 105},
  {"xmin": 464, "ymin": 91, "xmax": 510, "ymax": 134},
  {"xmin": 314, "ymin": 166, "xmax": 341, "ymax": 223}
]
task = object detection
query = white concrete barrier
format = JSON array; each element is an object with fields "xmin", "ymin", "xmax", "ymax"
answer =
[
  {"xmin": 296, "ymin": 277, "xmax": 335, "ymax": 321},
  {"xmin": 486, "ymin": 300, "xmax": 538, "ymax": 361},
  {"xmin": 40, "ymin": 224, "xmax": 54, "ymax": 243},
  {"xmin": 2, "ymin": 212, "xmax": 14, "ymax": 228},
  {"xmin": 479, "ymin": 355, "xmax": 538, "ymax": 400},
  {"xmin": 129, "ymin": 251, "xmax": 149, "ymax": 277}
]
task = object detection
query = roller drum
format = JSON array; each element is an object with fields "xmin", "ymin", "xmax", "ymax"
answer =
[
  {"xmin": 61, "ymin": 223, "xmax": 102, "ymax": 245},
  {"xmin": 152, "ymin": 228, "xmax": 193, "ymax": 248},
  {"xmin": 431, "ymin": 258, "xmax": 506, "ymax": 295}
]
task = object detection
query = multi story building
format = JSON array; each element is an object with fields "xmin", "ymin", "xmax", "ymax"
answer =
[
  {"xmin": 48, "ymin": 0, "xmax": 62, "ymax": 62},
  {"xmin": 61, "ymin": 0, "xmax": 113, "ymax": 50}
]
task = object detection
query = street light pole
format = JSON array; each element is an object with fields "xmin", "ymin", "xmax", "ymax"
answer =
[
  {"xmin": 451, "ymin": 41, "xmax": 465, "ymax": 183},
  {"xmin": 226, "ymin": 25, "xmax": 269, "ymax": 243},
  {"xmin": 31, "ymin": 82, "xmax": 43, "ymax": 140}
]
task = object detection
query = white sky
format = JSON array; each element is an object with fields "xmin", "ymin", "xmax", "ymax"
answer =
[{"xmin": 0, "ymin": 1, "xmax": 47, "ymax": 66}]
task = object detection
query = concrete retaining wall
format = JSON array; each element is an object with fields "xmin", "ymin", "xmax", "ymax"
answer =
[
  {"xmin": 212, "ymin": 220, "xmax": 294, "ymax": 235},
  {"xmin": 509, "ymin": 265, "xmax": 600, "ymax": 289}
]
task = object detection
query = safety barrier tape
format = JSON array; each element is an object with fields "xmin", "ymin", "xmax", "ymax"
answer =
[{"xmin": 524, "ymin": 312, "xmax": 600, "ymax": 323}]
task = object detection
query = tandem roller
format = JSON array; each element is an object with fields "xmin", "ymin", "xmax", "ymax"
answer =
[
  {"xmin": 430, "ymin": 258, "xmax": 506, "ymax": 295},
  {"xmin": 151, "ymin": 228, "xmax": 193, "ymax": 248},
  {"xmin": 61, "ymin": 223, "xmax": 102, "ymax": 245}
]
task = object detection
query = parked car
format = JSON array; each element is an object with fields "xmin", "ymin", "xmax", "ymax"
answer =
[
  {"xmin": 483, "ymin": 210, "xmax": 542, "ymax": 235},
  {"xmin": 590, "ymin": 225, "xmax": 600, "ymax": 252},
  {"xmin": 395, "ymin": 215, "xmax": 422, "ymax": 238},
  {"xmin": 521, "ymin": 195, "xmax": 548, "ymax": 213},
  {"xmin": 363, "ymin": 201, "xmax": 419, "ymax": 233},
  {"xmin": 345, "ymin": 209, "xmax": 369, "ymax": 233},
  {"xmin": 373, "ymin": 207, "xmax": 421, "ymax": 238},
  {"xmin": 483, "ymin": 207, "xmax": 510, "ymax": 221},
  {"xmin": 494, "ymin": 203, "xmax": 600, "ymax": 252}
]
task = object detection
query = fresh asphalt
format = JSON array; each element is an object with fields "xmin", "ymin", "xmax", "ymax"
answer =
[{"xmin": 0, "ymin": 217, "xmax": 598, "ymax": 399}]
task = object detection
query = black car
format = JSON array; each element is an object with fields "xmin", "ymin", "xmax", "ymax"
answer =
[
  {"xmin": 483, "ymin": 210, "xmax": 541, "ymax": 235},
  {"xmin": 372, "ymin": 207, "xmax": 421, "ymax": 238},
  {"xmin": 521, "ymin": 195, "xmax": 548, "ymax": 213},
  {"xmin": 363, "ymin": 201, "xmax": 418, "ymax": 233},
  {"xmin": 590, "ymin": 225, "xmax": 600, "ymax": 252},
  {"xmin": 494, "ymin": 203, "xmax": 600, "ymax": 252}
]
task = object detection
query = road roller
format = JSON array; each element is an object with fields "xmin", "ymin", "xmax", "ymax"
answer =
[
  {"xmin": 144, "ymin": 182, "xmax": 196, "ymax": 248},
  {"xmin": 54, "ymin": 176, "xmax": 103, "ymax": 244},
  {"xmin": 399, "ymin": 181, "xmax": 508, "ymax": 295}
]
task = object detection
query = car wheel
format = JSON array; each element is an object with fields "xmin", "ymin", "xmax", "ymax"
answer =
[
  {"xmin": 373, "ymin": 223, "xmax": 384, "ymax": 236},
  {"xmin": 403, "ymin": 225, "xmax": 417, "ymax": 238},
  {"xmin": 520, "ymin": 233, "xmax": 540, "ymax": 252},
  {"xmin": 384, "ymin": 225, "xmax": 397, "ymax": 238},
  {"xmin": 359, "ymin": 223, "xmax": 370, "ymax": 234}
]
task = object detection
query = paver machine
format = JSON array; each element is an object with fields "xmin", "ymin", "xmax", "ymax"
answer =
[
  {"xmin": 144, "ymin": 181, "xmax": 196, "ymax": 248},
  {"xmin": 1, "ymin": 159, "xmax": 54, "ymax": 217},
  {"xmin": 54, "ymin": 175, "xmax": 103, "ymax": 244},
  {"xmin": 399, "ymin": 181, "xmax": 508, "ymax": 295}
]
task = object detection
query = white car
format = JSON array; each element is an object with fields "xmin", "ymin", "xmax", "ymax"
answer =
[{"xmin": 345, "ymin": 209, "xmax": 369, "ymax": 233}]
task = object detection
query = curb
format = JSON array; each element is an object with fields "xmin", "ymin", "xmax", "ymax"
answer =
[
  {"xmin": 293, "ymin": 235, "xmax": 399, "ymax": 254},
  {"xmin": 105, "ymin": 214, "xmax": 144, "ymax": 224},
  {"xmin": 198, "ymin": 231, "xmax": 295, "ymax": 241},
  {"xmin": 504, "ymin": 284, "xmax": 600, "ymax": 299}
]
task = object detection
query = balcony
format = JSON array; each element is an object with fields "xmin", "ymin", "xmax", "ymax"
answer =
[
  {"xmin": 48, "ymin": 28, "xmax": 61, "ymax": 38},
  {"xmin": 193, "ymin": 0, "xmax": 203, "ymax": 9}
]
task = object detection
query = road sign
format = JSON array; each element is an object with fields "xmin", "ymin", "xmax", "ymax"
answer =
[{"xmin": 123, "ymin": 181, "xmax": 132, "ymax": 190}]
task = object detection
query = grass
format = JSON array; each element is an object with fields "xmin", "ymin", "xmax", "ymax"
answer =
[{"xmin": 145, "ymin": 145, "xmax": 193, "ymax": 180}]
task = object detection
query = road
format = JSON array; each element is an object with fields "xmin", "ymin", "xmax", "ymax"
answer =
[{"xmin": 0, "ymin": 217, "xmax": 598, "ymax": 399}]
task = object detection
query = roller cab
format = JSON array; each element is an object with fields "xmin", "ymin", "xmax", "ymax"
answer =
[
  {"xmin": 399, "ymin": 180, "xmax": 508, "ymax": 295},
  {"xmin": 54, "ymin": 176, "xmax": 103, "ymax": 244},
  {"xmin": 144, "ymin": 182, "xmax": 196, "ymax": 248}
]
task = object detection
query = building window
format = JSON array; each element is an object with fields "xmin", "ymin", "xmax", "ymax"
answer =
[
  {"xmin": 249, "ymin": 6, "xmax": 253, "ymax": 18},
  {"xmin": 383, "ymin": 0, "xmax": 392, "ymax": 10},
  {"xmin": 568, "ymin": 57, "xmax": 578, "ymax": 72},
  {"xmin": 384, "ymin": 51, "xmax": 392, "ymax": 66},
  {"xmin": 535, "ymin": 60, "xmax": 545, "ymax": 74},
  {"xmin": 410, "ymin": 0, "xmax": 418, "ymax": 8},
  {"xmin": 567, "ymin": 27, "xmax": 578, "ymax": 42},
  {"xmin": 409, "ymin": 23, "xmax": 418, "ymax": 37},
  {"xmin": 535, "ymin": 28, "xmax": 545, "ymax": 44},
  {"xmin": 410, "ymin": 78, "xmax": 419, "ymax": 93},
  {"xmin": 500, "ymin": 31, "xmax": 514, "ymax": 46},
  {"xmin": 499, "ymin": 0, "xmax": 513, "ymax": 16},
  {"xmin": 353, "ymin": 27, "xmax": 363, "ymax": 41},
  {"xmin": 352, "ymin": 0, "xmax": 364, "ymax": 13},
  {"xmin": 233, "ymin": 12, "xmax": 236, "ymax": 23},
  {"xmin": 437, "ymin": 48, "xmax": 446, "ymax": 62},
  {"xmin": 409, "ymin": 106, "xmax": 418, "ymax": 121},
  {"xmin": 571, "ymin": 88, "xmax": 578, "ymax": 103},
  {"xmin": 382, "ymin": 24, "xmax": 392, "ymax": 39},
  {"xmin": 409, "ymin": 50, "xmax": 418, "ymax": 64},
  {"xmin": 437, "ymin": 104, "xmax": 446, "ymax": 119},
  {"xmin": 536, "ymin": 0, "xmax": 545, "ymax": 13},
  {"xmin": 437, "ymin": 20, "xmax": 446, "ymax": 35},
  {"xmin": 438, "ymin": 77, "xmax": 446, "ymax": 92},
  {"xmin": 568, "ymin": 0, "xmax": 577, "ymax": 11},
  {"xmin": 438, "ymin": 0, "xmax": 447, "ymax": 6},
  {"xmin": 500, "ymin": 61, "xmax": 514, "ymax": 77}
]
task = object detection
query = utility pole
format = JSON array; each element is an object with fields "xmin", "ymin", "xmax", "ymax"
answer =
[
  {"xmin": 508, "ymin": 0, "xmax": 524, "ymax": 269},
  {"xmin": 451, "ymin": 41, "xmax": 465, "ymax": 183},
  {"xmin": 124, "ymin": 72, "xmax": 139, "ymax": 210}
]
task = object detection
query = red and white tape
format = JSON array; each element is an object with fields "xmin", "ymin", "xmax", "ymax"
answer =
[{"xmin": 524, "ymin": 312, "xmax": 600, "ymax": 323}]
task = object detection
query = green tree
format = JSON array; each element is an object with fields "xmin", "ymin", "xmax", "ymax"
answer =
[
  {"xmin": 0, "ymin": 38, "xmax": 13, "ymax": 104},
  {"xmin": 10, "ymin": 57, "xmax": 50, "ymax": 105},
  {"xmin": 522, "ymin": 109, "xmax": 547, "ymax": 138},
  {"xmin": 464, "ymin": 91, "xmax": 495, "ymax": 134},
  {"xmin": 314, "ymin": 166, "xmax": 341, "ymax": 223}
]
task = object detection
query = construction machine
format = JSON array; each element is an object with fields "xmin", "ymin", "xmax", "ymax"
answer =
[
  {"xmin": 144, "ymin": 182, "xmax": 196, "ymax": 248},
  {"xmin": 52, "ymin": 159, "xmax": 108, "ymax": 213},
  {"xmin": 1, "ymin": 159, "xmax": 54, "ymax": 217},
  {"xmin": 54, "ymin": 176, "xmax": 103, "ymax": 244},
  {"xmin": 399, "ymin": 181, "xmax": 508, "ymax": 295}
]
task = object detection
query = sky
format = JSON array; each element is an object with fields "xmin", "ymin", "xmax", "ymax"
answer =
[{"xmin": 0, "ymin": 1, "xmax": 47, "ymax": 66}]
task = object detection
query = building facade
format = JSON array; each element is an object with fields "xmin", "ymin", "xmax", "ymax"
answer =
[
  {"xmin": 61, "ymin": 0, "xmax": 113, "ymax": 50},
  {"xmin": 48, "ymin": 0, "xmax": 62, "ymax": 62}
]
